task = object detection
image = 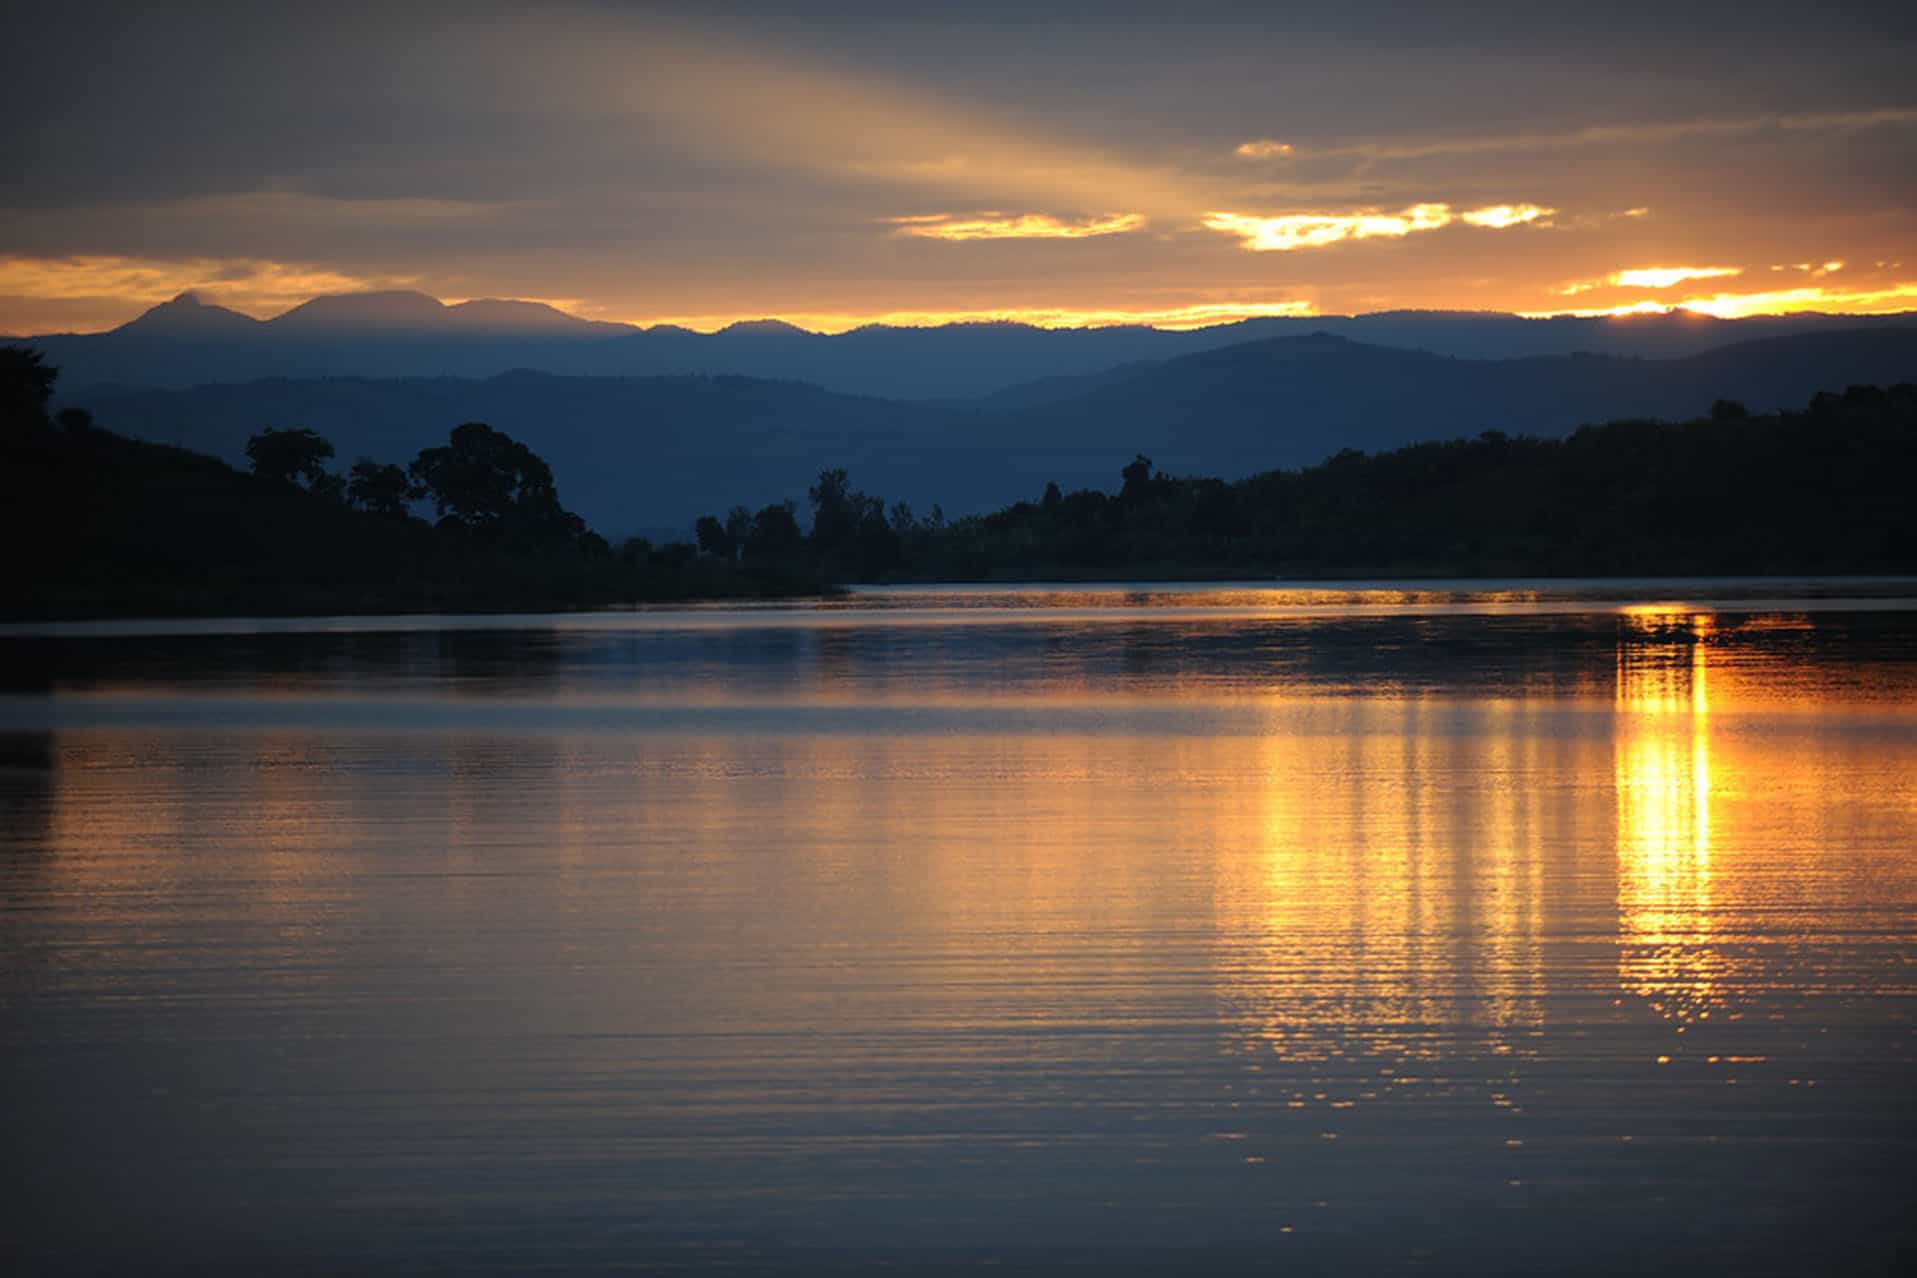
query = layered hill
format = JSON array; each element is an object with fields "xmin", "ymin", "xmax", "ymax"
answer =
[
  {"xmin": 63, "ymin": 327, "xmax": 1917, "ymax": 534},
  {"xmin": 24, "ymin": 288, "xmax": 1917, "ymax": 399}
]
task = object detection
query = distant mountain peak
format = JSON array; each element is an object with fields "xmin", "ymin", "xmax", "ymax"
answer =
[
  {"xmin": 117, "ymin": 290, "xmax": 261, "ymax": 335},
  {"xmin": 719, "ymin": 318, "xmax": 810, "ymax": 336},
  {"xmin": 253, "ymin": 290, "xmax": 632, "ymax": 338},
  {"xmin": 270, "ymin": 290, "xmax": 449, "ymax": 330},
  {"xmin": 444, "ymin": 297, "xmax": 633, "ymax": 335}
]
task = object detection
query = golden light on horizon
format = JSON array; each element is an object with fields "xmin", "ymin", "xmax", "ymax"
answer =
[
  {"xmin": 1524, "ymin": 280, "xmax": 1917, "ymax": 319},
  {"xmin": 626, "ymin": 298, "xmax": 1320, "ymax": 334},
  {"xmin": 1677, "ymin": 283, "xmax": 1917, "ymax": 318}
]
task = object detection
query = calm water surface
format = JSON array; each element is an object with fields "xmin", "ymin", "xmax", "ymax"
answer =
[{"xmin": 3, "ymin": 581, "xmax": 1914, "ymax": 1273}]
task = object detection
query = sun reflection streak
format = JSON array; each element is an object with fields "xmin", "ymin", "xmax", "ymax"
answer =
[{"xmin": 1614, "ymin": 610, "xmax": 1723, "ymax": 1026}]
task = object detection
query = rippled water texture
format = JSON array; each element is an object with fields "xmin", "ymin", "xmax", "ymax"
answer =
[{"xmin": 3, "ymin": 582, "xmax": 1914, "ymax": 1273}]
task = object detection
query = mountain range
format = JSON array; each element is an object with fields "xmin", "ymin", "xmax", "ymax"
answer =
[
  {"xmin": 65, "ymin": 326, "xmax": 1917, "ymax": 535},
  {"xmin": 23, "ymin": 289, "xmax": 1917, "ymax": 400}
]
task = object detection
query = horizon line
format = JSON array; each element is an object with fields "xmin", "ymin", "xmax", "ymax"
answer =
[{"xmin": 13, "ymin": 287, "xmax": 1917, "ymax": 340}]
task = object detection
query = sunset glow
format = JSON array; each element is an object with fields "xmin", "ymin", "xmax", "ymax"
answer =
[
  {"xmin": 8, "ymin": 6, "xmax": 1917, "ymax": 1270},
  {"xmin": 0, "ymin": 254, "xmax": 415, "ymax": 321},
  {"xmin": 1, "ymin": 5, "xmax": 1912, "ymax": 334},
  {"xmin": 632, "ymin": 298, "xmax": 1319, "ymax": 334},
  {"xmin": 1527, "ymin": 281, "xmax": 1917, "ymax": 320}
]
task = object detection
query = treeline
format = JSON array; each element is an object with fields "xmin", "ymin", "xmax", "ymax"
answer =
[
  {"xmin": 2, "ymin": 349, "xmax": 825, "ymax": 619},
  {"xmin": 8, "ymin": 334, "xmax": 1916, "ymax": 620},
  {"xmin": 690, "ymin": 383, "xmax": 1917, "ymax": 578},
  {"xmin": 692, "ymin": 387, "xmax": 1917, "ymax": 580}
]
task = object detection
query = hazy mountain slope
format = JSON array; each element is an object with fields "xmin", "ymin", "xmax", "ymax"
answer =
[
  {"xmin": 977, "ymin": 328, "xmax": 1917, "ymax": 496},
  {"xmin": 69, "ymin": 373, "xmax": 966, "ymax": 538},
  {"xmin": 64, "ymin": 328, "xmax": 1917, "ymax": 534},
  {"xmin": 25, "ymin": 291, "xmax": 637, "ymax": 389},
  {"xmin": 23, "ymin": 289, "xmax": 1917, "ymax": 398}
]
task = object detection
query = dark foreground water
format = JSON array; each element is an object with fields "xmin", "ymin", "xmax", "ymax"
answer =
[{"xmin": 3, "ymin": 581, "xmax": 1914, "ymax": 1274}]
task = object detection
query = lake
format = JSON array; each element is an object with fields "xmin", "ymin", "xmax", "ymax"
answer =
[{"xmin": 3, "ymin": 581, "xmax": 1914, "ymax": 1273}]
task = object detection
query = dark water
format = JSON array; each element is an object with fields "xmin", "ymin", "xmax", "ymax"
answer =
[{"xmin": 3, "ymin": 582, "xmax": 1914, "ymax": 1274}]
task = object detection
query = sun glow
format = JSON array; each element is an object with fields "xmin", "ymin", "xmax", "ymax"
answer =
[
  {"xmin": 1610, "ymin": 266, "xmax": 1743, "ymax": 289},
  {"xmin": 1675, "ymin": 283, "xmax": 1917, "ymax": 318},
  {"xmin": 1524, "ymin": 281, "xmax": 1917, "ymax": 319},
  {"xmin": 629, "ymin": 298, "xmax": 1319, "ymax": 334}
]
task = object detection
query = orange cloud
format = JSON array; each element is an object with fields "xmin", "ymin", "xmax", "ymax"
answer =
[
  {"xmin": 0, "ymin": 254, "xmax": 412, "ymax": 316},
  {"xmin": 1552, "ymin": 265, "xmax": 1743, "ymax": 296},
  {"xmin": 891, "ymin": 212, "xmax": 1147, "ymax": 241},
  {"xmin": 1458, "ymin": 204, "xmax": 1555, "ymax": 229},
  {"xmin": 1204, "ymin": 202, "xmax": 1551, "ymax": 251},
  {"xmin": 1234, "ymin": 139, "xmax": 1295, "ymax": 158},
  {"xmin": 1203, "ymin": 204, "xmax": 1452, "ymax": 251},
  {"xmin": 1611, "ymin": 266, "xmax": 1743, "ymax": 289}
]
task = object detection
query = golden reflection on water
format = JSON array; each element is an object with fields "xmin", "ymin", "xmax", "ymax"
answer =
[
  {"xmin": 1614, "ymin": 612, "xmax": 1724, "ymax": 1025},
  {"xmin": 19, "ymin": 603, "xmax": 1917, "ymax": 1084},
  {"xmin": 1218, "ymin": 697, "xmax": 1566, "ymax": 1074}
]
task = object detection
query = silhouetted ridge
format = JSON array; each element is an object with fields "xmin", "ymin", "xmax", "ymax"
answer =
[
  {"xmin": 28, "ymin": 290, "xmax": 1917, "ymax": 398},
  {"xmin": 61, "ymin": 327, "xmax": 1917, "ymax": 531},
  {"xmin": 719, "ymin": 319, "xmax": 811, "ymax": 336},
  {"xmin": 8, "ymin": 341, "xmax": 1913, "ymax": 613},
  {"xmin": 118, "ymin": 291, "xmax": 262, "ymax": 336},
  {"xmin": 2, "ymin": 350, "xmax": 829, "ymax": 619},
  {"xmin": 271, "ymin": 290, "xmax": 463, "ymax": 332}
]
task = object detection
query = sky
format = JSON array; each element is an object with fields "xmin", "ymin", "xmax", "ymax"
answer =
[{"xmin": 3, "ymin": 0, "xmax": 1914, "ymax": 334}]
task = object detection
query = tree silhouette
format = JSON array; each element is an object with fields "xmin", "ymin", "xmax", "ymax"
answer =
[
  {"xmin": 347, "ymin": 458, "xmax": 413, "ymax": 518},
  {"xmin": 808, "ymin": 467, "xmax": 856, "ymax": 549},
  {"xmin": 246, "ymin": 427, "xmax": 336, "ymax": 488},
  {"xmin": 1, "ymin": 346, "xmax": 57, "ymax": 435},
  {"xmin": 694, "ymin": 514, "xmax": 735, "ymax": 559},
  {"xmin": 744, "ymin": 501, "xmax": 803, "ymax": 561},
  {"xmin": 724, "ymin": 505, "xmax": 753, "ymax": 551},
  {"xmin": 408, "ymin": 422, "xmax": 566, "ymax": 534},
  {"xmin": 1120, "ymin": 454, "xmax": 1155, "ymax": 503}
]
